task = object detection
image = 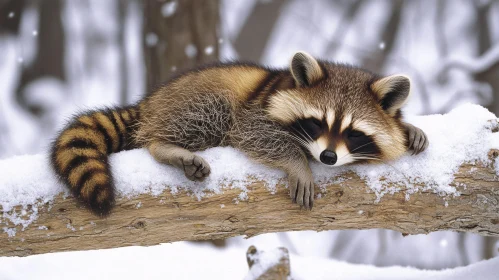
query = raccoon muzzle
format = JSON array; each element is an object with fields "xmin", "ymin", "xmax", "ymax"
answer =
[{"xmin": 50, "ymin": 106, "xmax": 140, "ymax": 216}]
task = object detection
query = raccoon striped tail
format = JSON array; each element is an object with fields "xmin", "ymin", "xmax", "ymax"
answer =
[{"xmin": 50, "ymin": 105, "xmax": 141, "ymax": 216}]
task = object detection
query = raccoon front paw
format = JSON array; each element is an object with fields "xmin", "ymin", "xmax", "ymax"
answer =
[
  {"xmin": 405, "ymin": 123, "xmax": 429, "ymax": 155},
  {"xmin": 182, "ymin": 154, "xmax": 211, "ymax": 181},
  {"xmin": 288, "ymin": 170, "xmax": 315, "ymax": 209}
]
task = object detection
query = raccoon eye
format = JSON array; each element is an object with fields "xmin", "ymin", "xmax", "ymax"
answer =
[
  {"xmin": 311, "ymin": 119, "xmax": 322, "ymax": 127},
  {"xmin": 348, "ymin": 130, "xmax": 364, "ymax": 138},
  {"xmin": 294, "ymin": 118, "xmax": 322, "ymax": 139}
]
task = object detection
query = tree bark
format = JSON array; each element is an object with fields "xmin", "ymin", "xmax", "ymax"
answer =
[
  {"xmin": 143, "ymin": 0, "xmax": 220, "ymax": 93},
  {"xmin": 0, "ymin": 151, "xmax": 498, "ymax": 257}
]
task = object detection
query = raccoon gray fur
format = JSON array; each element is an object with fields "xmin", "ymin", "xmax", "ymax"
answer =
[{"xmin": 50, "ymin": 51, "xmax": 428, "ymax": 215}]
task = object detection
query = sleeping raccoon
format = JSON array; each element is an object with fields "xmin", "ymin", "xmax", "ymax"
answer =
[{"xmin": 50, "ymin": 51, "xmax": 428, "ymax": 216}]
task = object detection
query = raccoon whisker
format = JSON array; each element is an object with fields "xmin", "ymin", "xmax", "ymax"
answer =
[
  {"xmin": 335, "ymin": 141, "xmax": 376, "ymax": 163},
  {"xmin": 348, "ymin": 141, "xmax": 376, "ymax": 154},
  {"xmin": 293, "ymin": 123, "xmax": 314, "ymax": 143},
  {"xmin": 288, "ymin": 126, "xmax": 314, "ymax": 147}
]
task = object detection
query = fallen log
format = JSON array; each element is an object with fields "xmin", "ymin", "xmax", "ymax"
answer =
[
  {"xmin": 0, "ymin": 154, "xmax": 498, "ymax": 257},
  {"xmin": 0, "ymin": 109, "xmax": 498, "ymax": 257}
]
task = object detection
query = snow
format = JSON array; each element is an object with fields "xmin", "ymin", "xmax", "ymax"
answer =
[
  {"xmin": 244, "ymin": 248, "xmax": 286, "ymax": 280},
  {"xmin": 185, "ymin": 43, "xmax": 198, "ymax": 58},
  {"xmin": 161, "ymin": 0, "xmax": 178, "ymax": 18},
  {"xmin": 0, "ymin": 242, "xmax": 498, "ymax": 280},
  {"xmin": 0, "ymin": 103, "xmax": 498, "ymax": 235},
  {"xmin": 145, "ymin": 32, "xmax": 158, "ymax": 47},
  {"xmin": 204, "ymin": 45, "xmax": 214, "ymax": 55},
  {"xmin": 378, "ymin": 41, "xmax": 386, "ymax": 50}
]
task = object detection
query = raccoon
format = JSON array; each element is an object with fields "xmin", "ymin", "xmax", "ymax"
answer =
[{"xmin": 50, "ymin": 51, "xmax": 428, "ymax": 216}]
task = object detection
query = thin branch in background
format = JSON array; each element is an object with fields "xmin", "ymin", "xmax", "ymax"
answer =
[{"xmin": 118, "ymin": 0, "xmax": 128, "ymax": 106}]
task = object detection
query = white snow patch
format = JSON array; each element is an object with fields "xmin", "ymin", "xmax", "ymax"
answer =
[
  {"xmin": 161, "ymin": 0, "xmax": 178, "ymax": 18},
  {"xmin": 0, "ymin": 104, "xmax": 498, "ymax": 234},
  {"xmin": 244, "ymin": 248, "xmax": 286, "ymax": 280}
]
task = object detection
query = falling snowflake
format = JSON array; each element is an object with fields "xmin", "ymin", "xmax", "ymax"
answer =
[
  {"xmin": 379, "ymin": 41, "xmax": 386, "ymax": 50},
  {"xmin": 204, "ymin": 45, "xmax": 214, "ymax": 55},
  {"xmin": 17, "ymin": 57, "xmax": 24, "ymax": 63},
  {"xmin": 218, "ymin": 38, "xmax": 224, "ymax": 44},
  {"xmin": 171, "ymin": 66, "xmax": 177, "ymax": 72},
  {"xmin": 32, "ymin": 30, "xmax": 38, "ymax": 36},
  {"xmin": 145, "ymin": 32, "xmax": 158, "ymax": 47},
  {"xmin": 439, "ymin": 239, "xmax": 448, "ymax": 248},
  {"xmin": 8, "ymin": 12, "xmax": 14, "ymax": 18},
  {"xmin": 161, "ymin": 0, "xmax": 178, "ymax": 17},
  {"xmin": 185, "ymin": 44, "xmax": 198, "ymax": 58}
]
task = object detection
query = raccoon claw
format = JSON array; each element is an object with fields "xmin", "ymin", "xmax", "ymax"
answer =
[
  {"xmin": 405, "ymin": 123, "xmax": 429, "ymax": 155},
  {"xmin": 288, "ymin": 171, "xmax": 314, "ymax": 210},
  {"xmin": 182, "ymin": 155, "xmax": 211, "ymax": 181}
]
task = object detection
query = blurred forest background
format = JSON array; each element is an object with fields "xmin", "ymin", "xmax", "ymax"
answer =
[{"xmin": 1, "ymin": 0, "xmax": 499, "ymax": 270}]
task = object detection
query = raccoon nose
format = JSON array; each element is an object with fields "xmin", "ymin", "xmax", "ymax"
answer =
[{"xmin": 320, "ymin": 150, "xmax": 337, "ymax": 165}]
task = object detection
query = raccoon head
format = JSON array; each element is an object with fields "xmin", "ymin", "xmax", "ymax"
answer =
[{"xmin": 267, "ymin": 51, "xmax": 409, "ymax": 166}]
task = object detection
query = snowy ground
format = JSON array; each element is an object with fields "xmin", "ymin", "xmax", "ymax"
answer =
[{"xmin": 1, "ymin": 241, "xmax": 498, "ymax": 280}]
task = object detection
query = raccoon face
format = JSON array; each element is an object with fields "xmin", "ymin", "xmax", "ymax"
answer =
[{"xmin": 267, "ymin": 51, "xmax": 409, "ymax": 166}]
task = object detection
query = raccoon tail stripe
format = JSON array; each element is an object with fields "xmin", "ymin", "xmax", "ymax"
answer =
[{"xmin": 50, "ymin": 105, "xmax": 141, "ymax": 216}]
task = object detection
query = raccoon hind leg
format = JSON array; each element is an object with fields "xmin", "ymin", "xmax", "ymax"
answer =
[{"xmin": 148, "ymin": 142, "xmax": 211, "ymax": 181}]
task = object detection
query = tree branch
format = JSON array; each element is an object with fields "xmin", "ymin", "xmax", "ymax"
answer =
[
  {"xmin": 0, "ymin": 153, "xmax": 498, "ymax": 257},
  {"xmin": 1, "ymin": 117, "xmax": 498, "ymax": 257}
]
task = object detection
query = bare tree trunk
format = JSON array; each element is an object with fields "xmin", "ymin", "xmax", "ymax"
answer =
[
  {"xmin": 474, "ymin": 1, "xmax": 499, "ymax": 115},
  {"xmin": 15, "ymin": 0, "xmax": 65, "ymax": 116},
  {"xmin": 233, "ymin": 0, "xmax": 286, "ymax": 62},
  {"xmin": 361, "ymin": 0, "xmax": 403, "ymax": 73},
  {"xmin": 118, "ymin": 0, "xmax": 129, "ymax": 106},
  {"xmin": 143, "ymin": 0, "xmax": 220, "ymax": 93},
  {"xmin": 0, "ymin": 0, "xmax": 25, "ymax": 35}
]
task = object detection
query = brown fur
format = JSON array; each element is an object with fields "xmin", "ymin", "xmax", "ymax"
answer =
[{"xmin": 51, "ymin": 52, "xmax": 423, "ymax": 215}]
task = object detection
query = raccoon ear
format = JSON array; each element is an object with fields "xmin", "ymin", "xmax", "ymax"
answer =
[
  {"xmin": 371, "ymin": 75, "xmax": 411, "ymax": 116},
  {"xmin": 290, "ymin": 51, "xmax": 324, "ymax": 87}
]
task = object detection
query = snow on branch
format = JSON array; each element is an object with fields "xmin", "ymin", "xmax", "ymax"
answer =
[{"xmin": 0, "ymin": 104, "xmax": 498, "ymax": 257}]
